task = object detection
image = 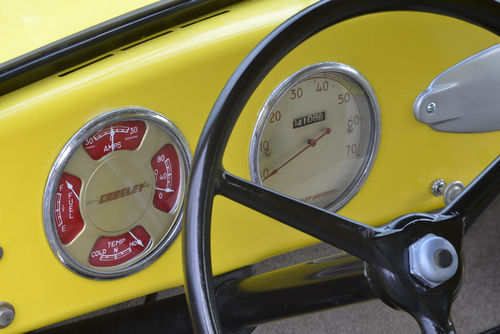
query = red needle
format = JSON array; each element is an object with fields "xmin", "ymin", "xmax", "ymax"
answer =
[{"xmin": 262, "ymin": 127, "xmax": 331, "ymax": 182}]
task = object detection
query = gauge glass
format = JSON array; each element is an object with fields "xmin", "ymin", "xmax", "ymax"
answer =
[
  {"xmin": 250, "ymin": 63, "xmax": 380, "ymax": 210},
  {"xmin": 44, "ymin": 108, "xmax": 191, "ymax": 279}
]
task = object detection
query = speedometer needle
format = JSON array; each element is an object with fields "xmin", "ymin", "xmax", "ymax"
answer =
[{"xmin": 262, "ymin": 127, "xmax": 331, "ymax": 182}]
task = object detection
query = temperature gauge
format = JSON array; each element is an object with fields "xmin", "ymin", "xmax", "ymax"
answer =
[
  {"xmin": 43, "ymin": 108, "xmax": 191, "ymax": 279},
  {"xmin": 89, "ymin": 226, "xmax": 152, "ymax": 267}
]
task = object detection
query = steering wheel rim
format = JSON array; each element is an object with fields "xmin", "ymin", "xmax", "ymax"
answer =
[{"xmin": 183, "ymin": 0, "xmax": 500, "ymax": 333}]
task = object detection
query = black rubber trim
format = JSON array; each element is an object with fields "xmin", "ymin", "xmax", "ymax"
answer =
[{"xmin": 0, "ymin": 0, "xmax": 240, "ymax": 97}]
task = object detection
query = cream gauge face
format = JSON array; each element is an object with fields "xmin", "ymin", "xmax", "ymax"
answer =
[
  {"xmin": 249, "ymin": 63, "xmax": 380, "ymax": 210},
  {"xmin": 43, "ymin": 108, "xmax": 191, "ymax": 279}
]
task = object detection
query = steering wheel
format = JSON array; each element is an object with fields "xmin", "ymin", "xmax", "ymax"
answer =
[{"xmin": 183, "ymin": 0, "xmax": 500, "ymax": 333}]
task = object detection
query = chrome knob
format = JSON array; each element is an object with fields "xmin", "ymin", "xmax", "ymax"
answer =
[
  {"xmin": 409, "ymin": 234, "xmax": 459, "ymax": 288},
  {"xmin": 0, "ymin": 302, "xmax": 15, "ymax": 328}
]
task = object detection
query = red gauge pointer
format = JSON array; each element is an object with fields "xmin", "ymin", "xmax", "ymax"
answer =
[{"xmin": 262, "ymin": 127, "xmax": 331, "ymax": 182}]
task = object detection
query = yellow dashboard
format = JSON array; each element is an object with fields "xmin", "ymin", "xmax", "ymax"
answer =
[
  {"xmin": 0, "ymin": 0, "xmax": 499, "ymax": 332},
  {"xmin": 0, "ymin": 0, "xmax": 160, "ymax": 64}
]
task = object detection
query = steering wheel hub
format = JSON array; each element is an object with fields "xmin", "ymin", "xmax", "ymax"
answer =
[{"xmin": 409, "ymin": 234, "xmax": 459, "ymax": 288}]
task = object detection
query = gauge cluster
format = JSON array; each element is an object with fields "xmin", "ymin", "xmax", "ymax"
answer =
[
  {"xmin": 249, "ymin": 63, "xmax": 380, "ymax": 211},
  {"xmin": 43, "ymin": 108, "xmax": 191, "ymax": 279},
  {"xmin": 43, "ymin": 64, "xmax": 379, "ymax": 280}
]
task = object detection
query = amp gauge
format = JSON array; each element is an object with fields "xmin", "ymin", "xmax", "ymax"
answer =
[{"xmin": 43, "ymin": 108, "xmax": 191, "ymax": 279}]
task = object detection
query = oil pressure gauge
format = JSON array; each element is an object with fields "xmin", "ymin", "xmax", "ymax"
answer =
[
  {"xmin": 250, "ymin": 63, "xmax": 380, "ymax": 210},
  {"xmin": 43, "ymin": 108, "xmax": 191, "ymax": 279}
]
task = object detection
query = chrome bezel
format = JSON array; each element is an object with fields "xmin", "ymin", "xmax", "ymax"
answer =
[
  {"xmin": 43, "ymin": 107, "xmax": 191, "ymax": 280},
  {"xmin": 249, "ymin": 62, "xmax": 381, "ymax": 212}
]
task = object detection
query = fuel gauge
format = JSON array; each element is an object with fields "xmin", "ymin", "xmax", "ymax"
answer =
[{"xmin": 54, "ymin": 173, "xmax": 84, "ymax": 244}]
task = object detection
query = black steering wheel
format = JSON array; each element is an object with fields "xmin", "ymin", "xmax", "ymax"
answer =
[{"xmin": 183, "ymin": 0, "xmax": 500, "ymax": 333}]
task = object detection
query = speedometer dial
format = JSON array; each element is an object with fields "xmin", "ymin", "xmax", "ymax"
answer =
[{"xmin": 249, "ymin": 63, "xmax": 380, "ymax": 210}]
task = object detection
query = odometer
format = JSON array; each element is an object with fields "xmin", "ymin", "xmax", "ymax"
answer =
[{"xmin": 249, "ymin": 63, "xmax": 380, "ymax": 210}]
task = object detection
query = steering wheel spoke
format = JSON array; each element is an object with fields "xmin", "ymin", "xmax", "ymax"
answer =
[
  {"xmin": 416, "ymin": 315, "xmax": 456, "ymax": 334},
  {"xmin": 219, "ymin": 171, "xmax": 378, "ymax": 261}
]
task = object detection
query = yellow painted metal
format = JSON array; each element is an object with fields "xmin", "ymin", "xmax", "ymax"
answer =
[
  {"xmin": 0, "ymin": 0, "xmax": 169, "ymax": 64},
  {"xmin": 0, "ymin": 0, "xmax": 498, "ymax": 332}
]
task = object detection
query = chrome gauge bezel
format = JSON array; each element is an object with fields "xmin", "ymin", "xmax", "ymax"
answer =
[
  {"xmin": 249, "ymin": 62, "xmax": 381, "ymax": 211},
  {"xmin": 43, "ymin": 107, "xmax": 191, "ymax": 280}
]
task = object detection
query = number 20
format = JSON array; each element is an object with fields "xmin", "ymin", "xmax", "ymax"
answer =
[{"xmin": 269, "ymin": 111, "xmax": 281, "ymax": 123}]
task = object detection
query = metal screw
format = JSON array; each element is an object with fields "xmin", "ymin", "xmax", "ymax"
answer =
[
  {"xmin": 0, "ymin": 302, "xmax": 15, "ymax": 328},
  {"xmin": 426, "ymin": 102, "xmax": 437, "ymax": 114},
  {"xmin": 430, "ymin": 179, "xmax": 447, "ymax": 197},
  {"xmin": 430, "ymin": 179, "xmax": 465, "ymax": 205}
]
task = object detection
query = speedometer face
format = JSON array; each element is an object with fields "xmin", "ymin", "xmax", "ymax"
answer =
[
  {"xmin": 249, "ymin": 63, "xmax": 380, "ymax": 210},
  {"xmin": 44, "ymin": 108, "xmax": 191, "ymax": 279}
]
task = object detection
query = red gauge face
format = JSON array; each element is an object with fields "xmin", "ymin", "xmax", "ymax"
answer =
[
  {"xmin": 54, "ymin": 173, "xmax": 84, "ymax": 244},
  {"xmin": 89, "ymin": 226, "xmax": 152, "ymax": 267},
  {"xmin": 83, "ymin": 120, "xmax": 146, "ymax": 160},
  {"xmin": 151, "ymin": 144, "xmax": 181, "ymax": 213},
  {"xmin": 46, "ymin": 111, "xmax": 190, "ymax": 278}
]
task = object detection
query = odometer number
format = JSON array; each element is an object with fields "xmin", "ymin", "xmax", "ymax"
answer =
[{"xmin": 293, "ymin": 111, "xmax": 326, "ymax": 129}]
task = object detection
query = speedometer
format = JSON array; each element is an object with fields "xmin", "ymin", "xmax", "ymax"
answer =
[{"xmin": 249, "ymin": 63, "xmax": 380, "ymax": 210}]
